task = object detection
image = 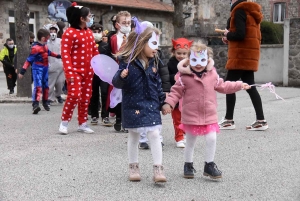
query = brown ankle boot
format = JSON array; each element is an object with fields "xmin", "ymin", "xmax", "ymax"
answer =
[
  {"xmin": 129, "ymin": 163, "xmax": 141, "ymax": 181},
  {"xmin": 153, "ymin": 165, "xmax": 167, "ymax": 182}
]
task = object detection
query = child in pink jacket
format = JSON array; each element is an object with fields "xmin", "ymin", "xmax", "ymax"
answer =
[{"xmin": 162, "ymin": 41, "xmax": 250, "ymax": 179}]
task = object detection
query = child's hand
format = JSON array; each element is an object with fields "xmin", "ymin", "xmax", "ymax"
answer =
[
  {"xmin": 18, "ymin": 74, "xmax": 23, "ymax": 79},
  {"xmin": 242, "ymin": 83, "xmax": 250, "ymax": 90},
  {"xmin": 222, "ymin": 37, "xmax": 228, "ymax": 44},
  {"xmin": 120, "ymin": 69, "xmax": 128, "ymax": 78},
  {"xmin": 162, "ymin": 104, "xmax": 172, "ymax": 115}
]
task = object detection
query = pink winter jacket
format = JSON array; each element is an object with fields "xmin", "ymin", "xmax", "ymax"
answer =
[{"xmin": 165, "ymin": 58, "xmax": 243, "ymax": 126}]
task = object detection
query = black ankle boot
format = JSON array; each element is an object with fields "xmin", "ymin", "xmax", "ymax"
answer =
[
  {"xmin": 203, "ymin": 162, "xmax": 222, "ymax": 179},
  {"xmin": 42, "ymin": 100, "xmax": 50, "ymax": 111},
  {"xmin": 184, "ymin": 162, "xmax": 196, "ymax": 178},
  {"xmin": 114, "ymin": 118, "xmax": 122, "ymax": 131},
  {"xmin": 32, "ymin": 101, "xmax": 41, "ymax": 114}
]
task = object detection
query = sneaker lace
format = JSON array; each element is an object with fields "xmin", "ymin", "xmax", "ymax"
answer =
[
  {"xmin": 213, "ymin": 164, "xmax": 222, "ymax": 174},
  {"xmin": 187, "ymin": 164, "xmax": 196, "ymax": 173}
]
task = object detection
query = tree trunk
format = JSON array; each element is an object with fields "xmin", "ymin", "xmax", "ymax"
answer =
[
  {"xmin": 14, "ymin": 0, "xmax": 32, "ymax": 97},
  {"xmin": 172, "ymin": 0, "xmax": 186, "ymax": 38}
]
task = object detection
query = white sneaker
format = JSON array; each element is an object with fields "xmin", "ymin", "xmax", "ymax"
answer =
[
  {"xmin": 176, "ymin": 140, "xmax": 185, "ymax": 148},
  {"xmin": 77, "ymin": 123, "xmax": 94, "ymax": 134},
  {"xmin": 218, "ymin": 117, "xmax": 236, "ymax": 130},
  {"xmin": 59, "ymin": 121, "xmax": 68, "ymax": 135}
]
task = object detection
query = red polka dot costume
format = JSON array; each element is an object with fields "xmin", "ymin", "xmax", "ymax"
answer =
[{"xmin": 61, "ymin": 27, "xmax": 99, "ymax": 124}]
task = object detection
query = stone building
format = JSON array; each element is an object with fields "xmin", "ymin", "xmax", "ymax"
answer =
[
  {"xmin": 0, "ymin": 0, "xmax": 174, "ymax": 51},
  {"xmin": 185, "ymin": 0, "xmax": 300, "ymax": 40}
]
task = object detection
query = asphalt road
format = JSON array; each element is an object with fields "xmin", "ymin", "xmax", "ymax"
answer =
[{"xmin": 0, "ymin": 72, "xmax": 300, "ymax": 201}]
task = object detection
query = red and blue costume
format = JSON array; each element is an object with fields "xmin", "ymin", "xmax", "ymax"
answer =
[{"xmin": 20, "ymin": 42, "xmax": 60, "ymax": 104}]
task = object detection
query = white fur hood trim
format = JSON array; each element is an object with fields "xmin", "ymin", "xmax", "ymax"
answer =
[{"xmin": 177, "ymin": 58, "xmax": 215, "ymax": 75}]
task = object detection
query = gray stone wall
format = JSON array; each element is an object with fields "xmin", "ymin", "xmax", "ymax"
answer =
[
  {"xmin": 288, "ymin": 18, "xmax": 300, "ymax": 86},
  {"xmin": 187, "ymin": 0, "xmax": 231, "ymax": 38},
  {"xmin": 210, "ymin": 45, "xmax": 228, "ymax": 79}
]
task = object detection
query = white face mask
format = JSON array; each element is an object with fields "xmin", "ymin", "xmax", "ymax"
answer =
[
  {"xmin": 190, "ymin": 49, "xmax": 208, "ymax": 67},
  {"xmin": 148, "ymin": 31, "xmax": 159, "ymax": 50},
  {"xmin": 8, "ymin": 44, "xmax": 14, "ymax": 49},
  {"xmin": 50, "ymin": 33, "xmax": 57, "ymax": 41},
  {"xmin": 118, "ymin": 23, "xmax": 131, "ymax": 34},
  {"xmin": 93, "ymin": 33, "xmax": 103, "ymax": 42}
]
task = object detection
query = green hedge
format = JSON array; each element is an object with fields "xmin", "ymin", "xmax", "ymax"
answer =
[{"xmin": 260, "ymin": 21, "xmax": 283, "ymax": 44}]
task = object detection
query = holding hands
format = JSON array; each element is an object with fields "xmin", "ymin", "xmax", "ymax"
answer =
[
  {"xmin": 120, "ymin": 69, "xmax": 128, "ymax": 78},
  {"xmin": 162, "ymin": 104, "xmax": 172, "ymax": 115}
]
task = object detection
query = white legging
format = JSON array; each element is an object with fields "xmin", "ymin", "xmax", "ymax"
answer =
[
  {"xmin": 184, "ymin": 131, "xmax": 217, "ymax": 163},
  {"xmin": 128, "ymin": 129, "xmax": 162, "ymax": 165}
]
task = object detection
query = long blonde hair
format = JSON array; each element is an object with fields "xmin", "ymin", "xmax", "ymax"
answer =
[{"xmin": 116, "ymin": 27, "xmax": 161, "ymax": 68}]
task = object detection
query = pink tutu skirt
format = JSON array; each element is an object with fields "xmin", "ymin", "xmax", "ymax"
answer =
[{"xmin": 179, "ymin": 123, "xmax": 220, "ymax": 136}]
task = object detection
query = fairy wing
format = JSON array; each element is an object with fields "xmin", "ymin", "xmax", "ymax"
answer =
[
  {"xmin": 110, "ymin": 87, "xmax": 122, "ymax": 108},
  {"xmin": 91, "ymin": 54, "xmax": 119, "ymax": 85}
]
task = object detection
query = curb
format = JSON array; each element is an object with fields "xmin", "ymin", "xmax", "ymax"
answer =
[{"xmin": 0, "ymin": 99, "xmax": 32, "ymax": 103}]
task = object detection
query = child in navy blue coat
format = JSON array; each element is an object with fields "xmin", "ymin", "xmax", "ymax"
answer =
[{"xmin": 112, "ymin": 27, "xmax": 166, "ymax": 183}]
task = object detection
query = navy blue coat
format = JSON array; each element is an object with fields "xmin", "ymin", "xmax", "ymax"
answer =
[{"xmin": 112, "ymin": 58, "xmax": 166, "ymax": 128}]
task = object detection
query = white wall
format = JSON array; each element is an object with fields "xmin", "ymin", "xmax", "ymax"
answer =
[{"xmin": 256, "ymin": 45, "xmax": 284, "ymax": 84}]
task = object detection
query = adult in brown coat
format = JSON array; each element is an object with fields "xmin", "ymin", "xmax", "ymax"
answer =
[{"xmin": 219, "ymin": 0, "xmax": 268, "ymax": 131}]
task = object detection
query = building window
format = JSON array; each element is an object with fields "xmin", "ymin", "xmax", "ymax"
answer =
[
  {"xmin": 151, "ymin": 22, "xmax": 162, "ymax": 30},
  {"xmin": 273, "ymin": 3, "xmax": 286, "ymax": 23},
  {"xmin": 150, "ymin": 21, "xmax": 162, "ymax": 44},
  {"xmin": 9, "ymin": 10, "xmax": 36, "ymax": 41}
]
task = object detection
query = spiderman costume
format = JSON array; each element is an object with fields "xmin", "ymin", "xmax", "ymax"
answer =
[{"xmin": 20, "ymin": 41, "xmax": 61, "ymax": 113}]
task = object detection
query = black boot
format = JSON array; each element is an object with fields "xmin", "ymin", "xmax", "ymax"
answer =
[
  {"xmin": 203, "ymin": 162, "xmax": 222, "ymax": 179},
  {"xmin": 114, "ymin": 118, "xmax": 122, "ymax": 131},
  {"xmin": 184, "ymin": 162, "xmax": 196, "ymax": 178},
  {"xmin": 9, "ymin": 89, "xmax": 14, "ymax": 94},
  {"xmin": 56, "ymin": 96, "xmax": 64, "ymax": 104},
  {"xmin": 42, "ymin": 100, "xmax": 50, "ymax": 111},
  {"xmin": 32, "ymin": 101, "xmax": 41, "ymax": 114}
]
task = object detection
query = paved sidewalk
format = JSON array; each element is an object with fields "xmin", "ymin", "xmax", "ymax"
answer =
[
  {"xmin": 1, "ymin": 70, "xmax": 300, "ymax": 200},
  {"xmin": 0, "ymin": 72, "xmax": 32, "ymax": 103}
]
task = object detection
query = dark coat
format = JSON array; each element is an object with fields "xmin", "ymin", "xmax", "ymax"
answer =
[
  {"xmin": 97, "ymin": 40, "xmax": 110, "ymax": 56},
  {"xmin": 156, "ymin": 50, "xmax": 171, "ymax": 92},
  {"xmin": 112, "ymin": 58, "xmax": 166, "ymax": 128},
  {"xmin": 167, "ymin": 56, "xmax": 179, "ymax": 86}
]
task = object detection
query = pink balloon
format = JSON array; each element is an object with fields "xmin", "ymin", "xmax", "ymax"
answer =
[{"xmin": 91, "ymin": 55, "xmax": 119, "ymax": 84}]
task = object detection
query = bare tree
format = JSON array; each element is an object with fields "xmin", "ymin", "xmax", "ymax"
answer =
[
  {"xmin": 14, "ymin": 0, "xmax": 32, "ymax": 97},
  {"xmin": 172, "ymin": 0, "xmax": 191, "ymax": 38}
]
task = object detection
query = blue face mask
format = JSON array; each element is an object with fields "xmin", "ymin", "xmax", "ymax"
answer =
[{"xmin": 86, "ymin": 17, "xmax": 93, "ymax": 28}]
